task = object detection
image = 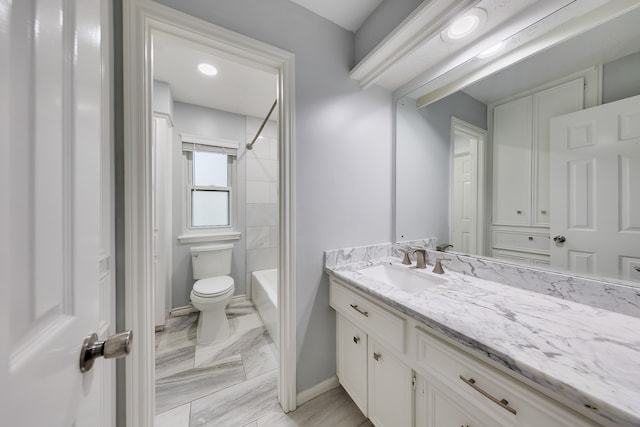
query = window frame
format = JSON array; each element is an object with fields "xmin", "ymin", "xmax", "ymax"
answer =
[{"xmin": 179, "ymin": 134, "xmax": 241, "ymax": 243}]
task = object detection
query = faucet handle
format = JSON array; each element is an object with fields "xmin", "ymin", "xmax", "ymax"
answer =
[
  {"xmin": 432, "ymin": 257, "xmax": 450, "ymax": 274},
  {"xmin": 394, "ymin": 245, "xmax": 412, "ymax": 265}
]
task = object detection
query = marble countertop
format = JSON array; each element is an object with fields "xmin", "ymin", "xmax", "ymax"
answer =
[{"xmin": 326, "ymin": 257, "xmax": 640, "ymax": 426}]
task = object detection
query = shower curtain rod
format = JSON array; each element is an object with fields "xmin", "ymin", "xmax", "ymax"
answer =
[{"xmin": 246, "ymin": 99, "xmax": 277, "ymax": 150}]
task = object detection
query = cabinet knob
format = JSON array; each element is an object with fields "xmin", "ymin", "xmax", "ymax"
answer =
[
  {"xmin": 528, "ymin": 236, "xmax": 533, "ymax": 241},
  {"xmin": 373, "ymin": 352, "xmax": 381, "ymax": 361},
  {"xmin": 516, "ymin": 210, "xmax": 522, "ymax": 214},
  {"xmin": 541, "ymin": 210, "xmax": 547, "ymax": 214},
  {"xmin": 353, "ymin": 336, "xmax": 360, "ymax": 344}
]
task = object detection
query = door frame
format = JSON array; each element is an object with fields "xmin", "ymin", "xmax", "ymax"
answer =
[
  {"xmin": 122, "ymin": 1, "xmax": 297, "ymax": 425},
  {"xmin": 449, "ymin": 117, "xmax": 487, "ymax": 256}
]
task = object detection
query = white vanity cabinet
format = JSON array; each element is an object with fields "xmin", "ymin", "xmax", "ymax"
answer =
[
  {"xmin": 491, "ymin": 78, "xmax": 585, "ymax": 262},
  {"xmin": 331, "ymin": 279, "xmax": 413, "ymax": 427},
  {"xmin": 368, "ymin": 337, "xmax": 413, "ymax": 427},
  {"xmin": 414, "ymin": 327, "xmax": 596, "ymax": 427},
  {"xmin": 336, "ymin": 314, "xmax": 368, "ymax": 414},
  {"xmin": 330, "ymin": 276, "xmax": 598, "ymax": 427}
]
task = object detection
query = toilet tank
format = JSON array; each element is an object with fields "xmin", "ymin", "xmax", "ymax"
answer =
[{"xmin": 190, "ymin": 243, "xmax": 234, "ymax": 279}]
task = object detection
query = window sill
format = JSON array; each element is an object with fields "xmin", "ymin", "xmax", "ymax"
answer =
[{"xmin": 178, "ymin": 231, "xmax": 241, "ymax": 244}]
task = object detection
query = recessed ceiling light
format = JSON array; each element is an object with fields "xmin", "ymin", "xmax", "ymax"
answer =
[
  {"xmin": 198, "ymin": 63, "xmax": 218, "ymax": 76},
  {"xmin": 441, "ymin": 8, "xmax": 487, "ymax": 42},
  {"xmin": 477, "ymin": 41, "xmax": 505, "ymax": 58}
]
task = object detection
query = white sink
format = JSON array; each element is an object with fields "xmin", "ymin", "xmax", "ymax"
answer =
[{"xmin": 357, "ymin": 263, "xmax": 448, "ymax": 293}]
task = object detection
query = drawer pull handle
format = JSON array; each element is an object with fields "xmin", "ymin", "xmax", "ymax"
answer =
[
  {"xmin": 350, "ymin": 304, "xmax": 369, "ymax": 317},
  {"xmin": 541, "ymin": 210, "xmax": 547, "ymax": 214},
  {"xmin": 373, "ymin": 352, "xmax": 381, "ymax": 361},
  {"xmin": 353, "ymin": 336, "xmax": 360, "ymax": 344},
  {"xmin": 460, "ymin": 375, "xmax": 517, "ymax": 415},
  {"xmin": 634, "ymin": 266, "xmax": 640, "ymax": 272},
  {"xmin": 528, "ymin": 236, "xmax": 533, "ymax": 241}
]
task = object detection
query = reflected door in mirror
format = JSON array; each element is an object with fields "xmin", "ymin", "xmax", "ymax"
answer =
[{"xmin": 550, "ymin": 94, "xmax": 640, "ymax": 282}]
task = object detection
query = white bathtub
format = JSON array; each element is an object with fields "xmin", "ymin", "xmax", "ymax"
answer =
[{"xmin": 251, "ymin": 269, "xmax": 278, "ymax": 346}]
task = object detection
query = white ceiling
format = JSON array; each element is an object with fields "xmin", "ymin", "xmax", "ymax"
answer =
[
  {"xmin": 288, "ymin": 0, "xmax": 382, "ymax": 32},
  {"xmin": 153, "ymin": 32, "xmax": 277, "ymax": 119},
  {"xmin": 462, "ymin": 7, "xmax": 640, "ymax": 104}
]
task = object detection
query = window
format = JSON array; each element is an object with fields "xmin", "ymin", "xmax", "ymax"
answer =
[{"xmin": 181, "ymin": 134, "xmax": 238, "ymax": 238}]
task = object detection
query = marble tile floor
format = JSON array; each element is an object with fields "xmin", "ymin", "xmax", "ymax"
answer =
[{"xmin": 155, "ymin": 301, "xmax": 372, "ymax": 427}]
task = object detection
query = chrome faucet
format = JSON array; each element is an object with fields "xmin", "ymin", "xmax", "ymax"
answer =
[
  {"xmin": 412, "ymin": 248, "xmax": 428, "ymax": 269},
  {"xmin": 432, "ymin": 257, "xmax": 450, "ymax": 274},
  {"xmin": 436, "ymin": 243, "xmax": 453, "ymax": 252}
]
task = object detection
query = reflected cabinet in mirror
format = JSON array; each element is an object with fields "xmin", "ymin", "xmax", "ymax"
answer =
[{"xmin": 395, "ymin": 6, "xmax": 640, "ymax": 284}]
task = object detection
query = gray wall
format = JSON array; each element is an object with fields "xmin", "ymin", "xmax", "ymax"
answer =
[
  {"xmin": 171, "ymin": 102, "xmax": 248, "ymax": 307},
  {"xmin": 603, "ymin": 51, "xmax": 640, "ymax": 104},
  {"xmin": 354, "ymin": 0, "xmax": 423, "ymax": 63},
  {"xmin": 396, "ymin": 92, "xmax": 486, "ymax": 243},
  {"xmin": 155, "ymin": 0, "xmax": 393, "ymax": 393}
]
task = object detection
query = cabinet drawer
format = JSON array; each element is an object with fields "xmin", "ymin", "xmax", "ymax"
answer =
[
  {"xmin": 414, "ymin": 328, "xmax": 594, "ymax": 426},
  {"xmin": 492, "ymin": 229, "xmax": 549, "ymax": 253},
  {"xmin": 330, "ymin": 279, "xmax": 405, "ymax": 353}
]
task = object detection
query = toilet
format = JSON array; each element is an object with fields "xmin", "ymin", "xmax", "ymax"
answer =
[{"xmin": 190, "ymin": 244, "xmax": 235, "ymax": 344}]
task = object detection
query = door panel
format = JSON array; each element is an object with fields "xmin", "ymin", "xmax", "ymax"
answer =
[
  {"xmin": 6, "ymin": 0, "xmax": 111, "ymax": 425},
  {"xmin": 550, "ymin": 94, "xmax": 640, "ymax": 281}
]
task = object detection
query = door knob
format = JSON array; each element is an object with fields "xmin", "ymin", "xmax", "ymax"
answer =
[
  {"xmin": 553, "ymin": 235, "xmax": 566, "ymax": 243},
  {"xmin": 79, "ymin": 330, "xmax": 133, "ymax": 373}
]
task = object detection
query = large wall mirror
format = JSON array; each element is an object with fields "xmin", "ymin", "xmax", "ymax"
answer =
[{"xmin": 395, "ymin": 6, "xmax": 640, "ymax": 285}]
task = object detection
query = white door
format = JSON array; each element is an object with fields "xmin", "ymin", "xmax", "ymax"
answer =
[
  {"xmin": 4, "ymin": 1, "xmax": 116, "ymax": 426},
  {"xmin": 451, "ymin": 120, "xmax": 484, "ymax": 255},
  {"xmin": 550, "ymin": 94, "xmax": 640, "ymax": 281},
  {"xmin": 452, "ymin": 146, "xmax": 477, "ymax": 254}
]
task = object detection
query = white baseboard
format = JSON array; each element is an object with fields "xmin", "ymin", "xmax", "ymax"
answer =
[
  {"xmin": 296, "ymin": 376, "xmax": 340, "ymax": 406},
  {"xmin": 231, "ymin": 294, "xmax": 247, "ymax": 304},
  {"xmin": 169, "ymin": 295, "xmax": 247, "ymax": 317}
]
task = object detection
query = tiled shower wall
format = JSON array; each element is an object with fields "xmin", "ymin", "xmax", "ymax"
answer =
[{"xmin": 245, "ymin": 116, "xmax": 278, "ymax": 296}]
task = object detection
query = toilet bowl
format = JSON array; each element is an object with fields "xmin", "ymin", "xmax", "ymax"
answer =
[{"xmin": 190, "ymin": 244, "xmax": 235, "ymax": 344}]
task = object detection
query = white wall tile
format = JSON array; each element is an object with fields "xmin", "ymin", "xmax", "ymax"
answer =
[
  {"xmin": 269, "ymin": 183, "xmax": 278, "ymax": 204},
  {"xmin": 247, "ymin": 247, "xmax": 278, "ymax": 272},
  {"xmin": 270, "ymin": 225, "xmax": 279, "ymax": 247},
  {"xmin": 247, "ymin": 181, "xmax": 271, "ymax": 204},
  {"xmin": 247, "ymin": 226, "xmax": 271, "ymax": 249},
  {"xmin": 247, "ymin": 203, "xmax": 278, "ymax": 227},
  {"xmin": 246, "ymin": 138, "xmax": 271, "ymax": 159},
  {"xmin": 269, "ymin": 138, "xmax": 278, "ymax": 160},
  {"xmin": 247, "ymin": 157, "xmax": 277, "ymax": 182}
]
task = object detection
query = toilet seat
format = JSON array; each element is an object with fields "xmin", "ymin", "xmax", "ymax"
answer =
[{"xmin": 192, "ymin": 276, "xmax": 234, "ymax": 298}]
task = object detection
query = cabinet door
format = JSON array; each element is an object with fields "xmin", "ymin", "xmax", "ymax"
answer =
[
  {"xmin": 337, "ymin": 314, "xmax": 368, "ymax": 415},
  {"xmin": 432, "ymin": 386, "xmax": 490, "ymax": 427},
  {"xmin": 368, "ymin": 339, "xmax": 413, "ymax": 427},
  {"xmin": 493, "ymin": 96, "xmax": 533, "ymax": 225},
  {"xmin": 532, "ymin": 78, "xmax": 584, "ymax": 226},
  {"xmin": 416, "ymin": 374, "xmax": 492, "ymax": 427}
]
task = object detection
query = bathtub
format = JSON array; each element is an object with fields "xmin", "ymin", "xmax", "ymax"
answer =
[{"xmin": 251, "ymin": 268, "xmax": 278, "ymax": 346}]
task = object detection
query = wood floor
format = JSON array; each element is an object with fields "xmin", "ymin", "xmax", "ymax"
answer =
[{"xmin": 155, "ymin": 301, "xmax": 372, "ymax": 427}]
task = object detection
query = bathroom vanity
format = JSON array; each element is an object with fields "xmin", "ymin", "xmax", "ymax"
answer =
[{"xmin": 325, "ymin": 244, "xmax": 640, "ymax": 427}]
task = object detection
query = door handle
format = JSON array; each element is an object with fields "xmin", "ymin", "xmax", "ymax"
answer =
[
  {"xmin": 553, "ymin": 235, "xmax": 566, "ymax": 243},
  {"xmin": 79, "ymin": 330, "xmax": 133, "ymax": 372}
]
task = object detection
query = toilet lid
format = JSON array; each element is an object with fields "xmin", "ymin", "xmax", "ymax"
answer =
[{"xmin": 193, "ymin": 276, "xmax": 234, "ymax": 298}]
